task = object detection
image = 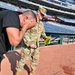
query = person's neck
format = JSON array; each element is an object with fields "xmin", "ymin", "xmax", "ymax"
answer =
[{"xmin": 19, "ymin": 14, "xmax": 23, "ymax": 20}]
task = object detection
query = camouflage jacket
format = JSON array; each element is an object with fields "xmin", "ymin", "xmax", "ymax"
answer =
[{"xmin": 23, "ymin": 20, "xmax": 47, "ymax": 48}]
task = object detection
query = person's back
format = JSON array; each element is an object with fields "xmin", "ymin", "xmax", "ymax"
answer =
[
  {"xmin": 0, "ymin": 10, "xmax": 20, "ymax": 55},
  {"xmin": 0, "ymin": 10, "xmax": 10, "ymax": 52}
]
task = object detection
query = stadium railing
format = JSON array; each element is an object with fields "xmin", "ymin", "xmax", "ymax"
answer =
[{"xmin": 39, "ymin": 33, "xmax": 75, "ymax": 47}]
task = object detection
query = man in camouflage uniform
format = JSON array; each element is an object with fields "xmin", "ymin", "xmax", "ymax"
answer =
[{"xmin": 15, "ymin": 7, "xmax": 49, "ymax": 75}]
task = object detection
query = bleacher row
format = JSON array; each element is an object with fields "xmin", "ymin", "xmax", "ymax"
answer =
[
  {"xmin": 44, "ymin": 22, "xmax": 75, "ymax": 34},
  {"xmin": 47, "ymin": 0, "xmax": 75, "ymax": 6}
]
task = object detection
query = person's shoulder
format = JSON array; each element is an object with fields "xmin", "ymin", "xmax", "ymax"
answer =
[
  {"xmin": 0, "ymin": 10, "xmax": 17, "ymax": 17},
  {"xmin": 7, "ymin": 10, "xmax": 17, "ymax": 14},
  {"xmin": 1, "ymin": 10, "xmax": 14, "ymax": 13},
  {"xmin": 0, "ymin": 10, "xmax": 10, "ymax": 14},
  {"xmin": 5, "ymin": 10, "xmax": 19, "ymax": 18},
  {"xmin": 1, "ymin": 10, "xmax": 18, "ymax": 16}
]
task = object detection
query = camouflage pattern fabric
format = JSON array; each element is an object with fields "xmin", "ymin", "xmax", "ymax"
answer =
[
  {"xmin": 16, "ymin": 46, "xmax": 40, "ymax": 72},
  {"xmin": 16, "ymin": 20, "xmax": 48, "ymax": 72}
]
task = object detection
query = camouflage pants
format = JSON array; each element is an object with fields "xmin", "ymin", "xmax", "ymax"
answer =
[{"xmin": 16, "ymin": 47, "xmax": 40, "ymax": 72}]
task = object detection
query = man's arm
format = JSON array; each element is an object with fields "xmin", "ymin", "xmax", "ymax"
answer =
[
  {"xmin": 41, "ymin": 22, "xmax": 47, "ymax": 39},
  {"xmin": 6, "ymin": 25, "xmax": 27, "ymax": 46}
]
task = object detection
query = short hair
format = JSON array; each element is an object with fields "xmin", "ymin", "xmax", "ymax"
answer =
[{"xmin": 22, "ymin": 10, "xmax": 37, "ymax": 22}]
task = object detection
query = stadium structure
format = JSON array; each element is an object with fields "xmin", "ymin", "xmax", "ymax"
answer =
[
  {"xmin": 1, "ymin": 1, "xmax": 75, "ymax": 75},
  {"xmin": 0, "ymin": 0, "xmax": 75, "ymax": 45}
]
